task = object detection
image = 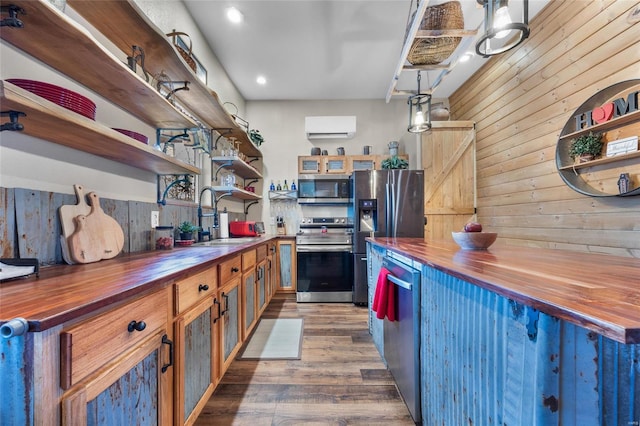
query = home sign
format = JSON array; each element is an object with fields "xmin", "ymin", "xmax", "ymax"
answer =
[{"xmin": 574, "ymin": 89, "xmax": 638, "ymax": 131}]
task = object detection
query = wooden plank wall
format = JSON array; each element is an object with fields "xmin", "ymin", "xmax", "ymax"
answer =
[
  {"xmin": 0, "ymin": 187, "xmax": 203, "ymax": 265},
  {"xmin": 448, "ymin": 0, "xmax": 640, "ymax": 258}
]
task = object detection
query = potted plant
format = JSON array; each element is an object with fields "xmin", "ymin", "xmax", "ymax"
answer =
[
  {"xmin": 568, "ymin": 132, "xmax": 604, "ymax": 163},
  {"xmin": 178, "ymin": 221, "xmax": 198, "ymax": 241},
  {"xmin": 381, "ymin": 155, "xmax": 409, "ymax": 169}
]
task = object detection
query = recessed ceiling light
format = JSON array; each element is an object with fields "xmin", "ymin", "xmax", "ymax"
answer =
[
  {"xmin": 256, "ymin": 76, "xmax": 267, "ymax": 85},
  {"xmin": 459, "ymin": 51, "xmax": 474, "ymax": 63},
  {"xmin": 226, "ymin": 7, "xmax": 243, "ymax": 24}
]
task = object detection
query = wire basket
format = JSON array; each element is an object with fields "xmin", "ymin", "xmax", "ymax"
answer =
[
  {"xmin": 166, "ymin": 30, "xmax": 197, "ymax": 72},
  {"xmin": 407, "ymin": 1, "xmax": 464, "ymax": 65}
]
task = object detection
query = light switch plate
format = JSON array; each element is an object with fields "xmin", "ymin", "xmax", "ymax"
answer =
[{"xmin": 151, "ymin": 211, "xmax": 160, "ymax": 228}]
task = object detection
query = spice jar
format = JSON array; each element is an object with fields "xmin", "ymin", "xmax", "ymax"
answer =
[{"xmin": 155, "ymin": 226, "xmax": 174, "ymax": 250}]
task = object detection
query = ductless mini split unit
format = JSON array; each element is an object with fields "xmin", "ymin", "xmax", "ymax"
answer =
[{"xmin": 305, "ymin": 116, "xmax": 356, "ymax": 139}]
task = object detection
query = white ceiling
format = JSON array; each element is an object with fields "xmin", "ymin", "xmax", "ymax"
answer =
[{"xmin": 183, "ymin": 0, "xmax": 549, "ymax": 101}]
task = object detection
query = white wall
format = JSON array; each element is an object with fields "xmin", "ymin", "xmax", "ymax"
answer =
[{"xmin": 246, "ymin": 99, "xmax": 420, "ymax": 229}]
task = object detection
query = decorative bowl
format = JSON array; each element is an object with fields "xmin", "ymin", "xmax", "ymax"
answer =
[{"xmin": 451, "ymin": 232, "xmax": 497, "ymax": 250}]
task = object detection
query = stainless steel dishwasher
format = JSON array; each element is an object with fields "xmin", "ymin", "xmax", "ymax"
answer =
[{"xmin": 382, "ymin": 254, "xmax": 421, "ymax": 424}]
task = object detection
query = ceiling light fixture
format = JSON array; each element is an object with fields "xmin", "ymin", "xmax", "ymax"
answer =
[
  {"xmin": 226, "ymin": 7, "xmax": 243, "ymax": 24},
  {"xmin": 459, "ymin": 51, "xmax": 474, "ymax": 63},
  {"xmin": 256, "ymin": 76, "xmax": 267, "ymax": 85},
  {"xmin": 475, "ymin": 0, "xmax": 530, "ymax": 57},
  {"xmin": 407, "ymin": 71, "xmax": 431, "ymax": 133}
]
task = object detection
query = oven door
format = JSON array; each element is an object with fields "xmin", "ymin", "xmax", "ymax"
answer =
[{"xmin": 296, "ymin": 246, "xmax": 354, "ymax": 303}]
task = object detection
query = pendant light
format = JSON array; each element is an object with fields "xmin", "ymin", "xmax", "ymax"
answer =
[
  {"xmin": 475, "ymin": 0, "xmax": 530, "ymax": 57},
  {"xmin": 407, "ymin": 71, "xmax": 431, "ymax": 133}
]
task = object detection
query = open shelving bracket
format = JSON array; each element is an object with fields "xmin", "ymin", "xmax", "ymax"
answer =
[
  {"xmin": 1, "ymin": 5, "xmax": 25, "ymax": 28},
  {"xmin": 244, "ymin": 200, "xmax": 259, "ymax": 215},
  {"xmin": 157, "ymin": 174, "xmax": 194, "ymax": 205},
  {"xmin": 0, "ymin": 110, "xmax": 25, "ymax": 131},
  {"xmin": 213, "ymin": 160, "xmax": 234, "ymax": 182}
]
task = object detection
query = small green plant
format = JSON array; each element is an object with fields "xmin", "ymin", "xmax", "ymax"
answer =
[
  {"xmin": 178, "ymin": 221, "xmax": 198, "ymax": 233},
  {"xmin": 249, "ymin": 129, "xmax": 264, "ymax": 146},
  {"xmin": 568, "ymin": 132, "xmax": 603, "ymax": 160},
  {"xmin": 381, "ymin": 155, "xmax": 409, "ymax": 169}
]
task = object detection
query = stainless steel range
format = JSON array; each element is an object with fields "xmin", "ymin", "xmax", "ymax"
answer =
[{"xmin": 296, "ymin": 217, "xmax": 354, "ymax": 303}]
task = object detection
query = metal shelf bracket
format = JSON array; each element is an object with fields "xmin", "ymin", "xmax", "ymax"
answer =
[{"xmin": 0, "ymin": 110, "xmax": 26, "ymax": 132}]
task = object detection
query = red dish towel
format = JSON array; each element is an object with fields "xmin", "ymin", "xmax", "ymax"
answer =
[{"xmin": 372, "ymin": 267, "xmax": 397, "ymax": 322}]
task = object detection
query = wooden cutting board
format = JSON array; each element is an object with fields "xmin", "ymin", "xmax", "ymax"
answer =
[
  {"xmin": 68, "ymin": 192, "xmax": 125, "ymax": 264},
  {"xmin": 59, "ymin": 184, "xmax": 91, "ymax": 264}
]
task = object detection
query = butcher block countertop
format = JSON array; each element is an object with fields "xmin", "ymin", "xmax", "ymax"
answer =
[
  {"xmin": 368, "ymin": 237, "xmax": 640, "ymax": 344},
  {"xmin": 0, "ymin": 236, "xmax": 276, "ymax": 332}
]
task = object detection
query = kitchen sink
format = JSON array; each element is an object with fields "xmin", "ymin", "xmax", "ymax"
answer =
[{"xmin": 193, "ymin": 237, "xmax": 261, "ymax": 246}]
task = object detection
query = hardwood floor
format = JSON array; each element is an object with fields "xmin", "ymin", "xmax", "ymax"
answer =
[{"xmin": 195, "ymin": 293, "xmax": 415, "ymax": 425}]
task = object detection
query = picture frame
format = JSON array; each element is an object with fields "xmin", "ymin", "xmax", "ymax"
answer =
[{"xmin": 175, "ymin": 35, "xmax": 207, "ymax": 85}]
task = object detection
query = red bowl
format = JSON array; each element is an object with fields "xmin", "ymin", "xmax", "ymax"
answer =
[
  {"xmin": 112, "ymin": 128, "xmax": 149, "ymax": 144},
  {"xmin": 6, "ymin": 78, "xmax": 97, "ymax": 120}
]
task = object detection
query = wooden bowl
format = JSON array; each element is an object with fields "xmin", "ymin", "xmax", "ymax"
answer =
[{"xmin": 451, "ymin": 232, "xmax": 497, "ymax": 250}]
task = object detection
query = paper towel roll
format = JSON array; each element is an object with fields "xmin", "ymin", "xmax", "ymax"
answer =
[{"xmin": 219, "ymin": 212, "xmax": 229, "ymax": 238}]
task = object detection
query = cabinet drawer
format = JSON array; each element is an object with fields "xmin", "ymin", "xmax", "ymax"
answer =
[
  {"xmin": 60, "ymin": 289, "xmax": 168, "ymax": 389},
  {"xmin": 256, "ymin": 244, "xmax": 267, "ymax": 262},
  {"xmin": 219, "ymin": 254, "xmax": 242, "ymax": 284},
  {"xmin": 174, "ymin": 268, "xmax": 217, "ymax": 315},
  {"xmin": 242, "ymin": 249, "xmax": 257, "ymax": 272}
]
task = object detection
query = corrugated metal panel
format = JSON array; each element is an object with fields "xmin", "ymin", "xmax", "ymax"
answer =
[
  {"xmin": 0, "ymin": 332, "xmax": 33, "ymax": 425},
  {"xmin": 367, "ymin": 243, "xmax": 386, "ymax": 357},
  {"xmin": 421, "ymin": 265, "xmax": 640, "ymax": 425},
  {"xmin": 184, "ymin": 308, "xmax": 212, "ymax": 421}
]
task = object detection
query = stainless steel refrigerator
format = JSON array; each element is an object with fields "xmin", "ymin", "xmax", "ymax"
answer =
[{"xmin": 351, "ymin": 170, "xmax": 424, "ymax": 305}]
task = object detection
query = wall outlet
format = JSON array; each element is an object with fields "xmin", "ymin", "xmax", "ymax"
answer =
[{"xmin": 151, "ymin": 211, "xmax": 160, "ymax": 228}]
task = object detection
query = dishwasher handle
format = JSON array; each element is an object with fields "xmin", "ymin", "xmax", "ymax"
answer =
[{"xmin": 386, "ymin": 273, "xmax": 412, "ymax": 290}]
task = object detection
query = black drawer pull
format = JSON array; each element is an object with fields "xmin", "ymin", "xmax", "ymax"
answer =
[
  {"xmin": 161, "ymin": 334, "xmax": 173, "ymax": 373},
  {"xmin": 221, "ymin": 292, "xmax": 229, "ymax": 316},
  {"xmin": 198, "ymin": 284, "xmax": 209, "ymax": 292},
  {"xmin": 127, "ymin": 320, "xmax": 146, "ymax": 333},
  {"xmin": 213, "ymin": 297, "xmax": 221, "ymax": 323},
  {"xmin": 231, "ymin": 267, "xmax": 239, "ymax": 273}
]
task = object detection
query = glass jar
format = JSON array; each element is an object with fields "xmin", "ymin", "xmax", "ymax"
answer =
[{"xmin": 155, "ymin": 226, "xmax": 174, "ymax": 250}]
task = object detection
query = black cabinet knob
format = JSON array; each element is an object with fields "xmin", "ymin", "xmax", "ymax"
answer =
[
  {"xmin": 231, "ymin": 267, "xmax": 239, "ymax": 273},
  {"xmin": 127, "ymin": 320, "xmax": 146, "ymax": 333},
  {"xmin": 198, "ymin": 284, "xmax": 209, "ymax": 291}
]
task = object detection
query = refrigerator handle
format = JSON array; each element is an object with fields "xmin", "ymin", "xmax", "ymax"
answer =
[{"xmin": 385, "ymin": 182, "xmax": 392, "ymax": 237}]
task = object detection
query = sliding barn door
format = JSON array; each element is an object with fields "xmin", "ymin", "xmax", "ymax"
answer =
[{"xmin": 422, "ymin": 122, "xmax": 476, "ymax": 240}]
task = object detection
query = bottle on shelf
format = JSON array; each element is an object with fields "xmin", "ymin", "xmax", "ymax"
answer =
[
  {"xmin": 276, "ymin": 180, "xmax": 282, "ymax": 191},
  {"xmin": 291, "ymin": 180, "xmax": 297, "ymax": 191},
  {"xmin": 270, "ymin": 180, "xmax": 275, "ymax": 191},
  {"xmin": 283, "ymin": 179, "xmax": 289, "ymax": 190}
]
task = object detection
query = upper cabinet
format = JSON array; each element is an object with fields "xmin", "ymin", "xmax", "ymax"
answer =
[{"xmin": 0, "ymin": 0, "xmax": 260, "ymax": 176}]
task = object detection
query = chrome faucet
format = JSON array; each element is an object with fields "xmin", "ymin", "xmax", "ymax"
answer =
[{"xmin": 197, "ymin": 186, "xmax": 232, "ymax": 242}]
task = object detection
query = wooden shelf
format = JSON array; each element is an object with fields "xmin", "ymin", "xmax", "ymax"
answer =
[
  {"xmin": 1, "ymin": 81, "xmax": 200, "ymax": 175},
  {"xmin": 211, "ymin": 156, "xmax": 262, "ymax": 179},
  {"xmin": 0, "ymin": 0, "xmax": 197, "ymax": 129},
  {"xmin": 66, "ymin": 0, "xmax": 261, "ymax": 158},
  {"xmin": 558, "ymin": 150, "xmax": 640, "ymax": 171},
  {"xmin": 212, "ymin": 186, "xmax": 261, "ymax": 201},
  {"xmin": 559, "ymin": 110, "xmax": 640, "ymax": 141}
]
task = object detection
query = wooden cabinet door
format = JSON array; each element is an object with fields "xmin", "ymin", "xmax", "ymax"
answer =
[
  {"xmin": 62, "ymin": 329, "xmax": 172, "ymax": 425},
  {"xmin": 324, "ymin": 156, "xmax": 349, "ymax": 174},
  {"xmin": 298, "ymin": 156, "xmax": 322, "ymax": 174},
  {"xmin": 174, "ymin": 296, "xmax": 216, "ymax": 426},
  {"xmin": 350, "ymin": 155, "xmax": 377, "ymax": 171},
  {"xmin": 241, "ymin": 270, "xmax": 257, "ymax": 340},
  {"xmin": 276, "ymin": 239, "xmax": 296, "ymax": 292},
  {"xmin": 422, "ymin": 122, "xmax": 476, "ymax": 240},
  {"xmin": 218, "ymin": 277, "xmax": 242, "ymax": 376}
]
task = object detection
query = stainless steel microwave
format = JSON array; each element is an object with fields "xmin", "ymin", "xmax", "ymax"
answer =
[{"xmin": 297, "ymin": 175, "xmax": 351, "ymax": 204}]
